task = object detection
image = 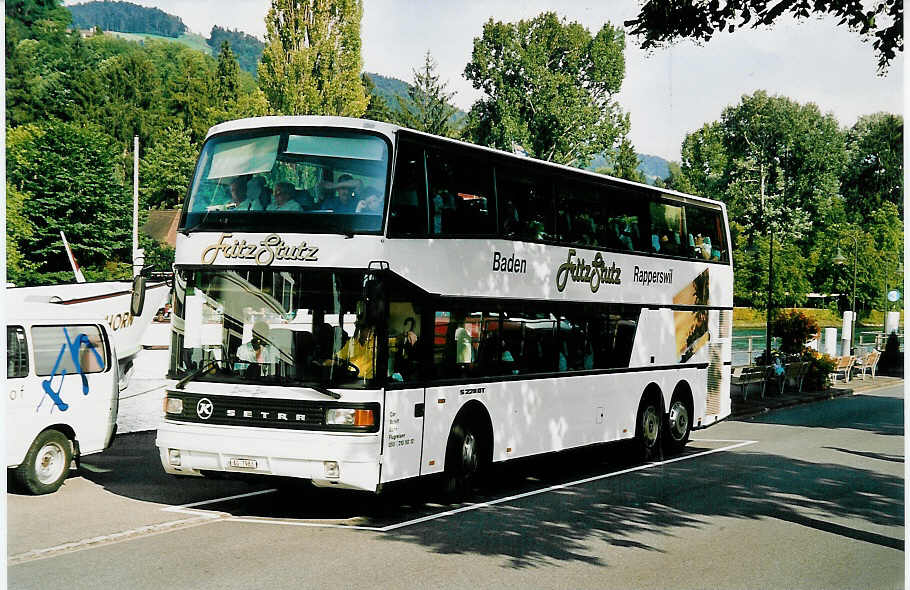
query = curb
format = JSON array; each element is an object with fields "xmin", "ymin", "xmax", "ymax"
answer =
[{"xmin": 732, "ymin": 379, "xmax": 901, "ymax": 420}]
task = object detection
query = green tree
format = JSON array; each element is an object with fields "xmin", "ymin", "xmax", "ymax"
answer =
[
  {"xmin": 215, "ymin": 40, "xmax": 240, "ymax": 103},
  {"xmin": 7, "ymin": 121, "xmax": 131, "ymax": 281},
  {"xmin": 840, "ymin": 113, "xmax": 903, "ymax": 222},
  {"xmin": 6, "ymin": 182, "xmax": 39, "ymax": 284},
  {"xmin": 625, "ymin": 0, "xmax": 902, "ymax": 72},
  {"xmin": 258, "ymin": 0, "xmax": 369, "ymax": 117},
  {"xmin": 464, "ymin": 12, "xmax": 630, "ymax": 167},
  {"xmin": 678, "ymin": 91, "xmax": 847, "ymax": 309},
  {"xmin": 140, "ymin": 125, "xmax": 198, "ymax": 210},
  {"xmin": 361, "ymin": 72, "xmax": 395, "ymax": 123},
  {"xmin": 395, "ymin": 51, "xmax": 459, "ymax": 137}
]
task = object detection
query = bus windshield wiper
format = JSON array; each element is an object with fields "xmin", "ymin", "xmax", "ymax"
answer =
[
  {"xmin": 175, "ymin": 359, "xmax": 223, "ymax": 390},
  {"xmin": 306, "ymin": 382, "xmax": 342, "ymax": 400}
]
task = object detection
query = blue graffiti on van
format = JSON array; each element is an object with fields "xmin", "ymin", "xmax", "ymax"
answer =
[{"xmin": 38, "ymin": 328, "xmax": 104, "ymax": 413}]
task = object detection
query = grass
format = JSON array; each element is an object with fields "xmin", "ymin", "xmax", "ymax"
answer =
[
  {"xmin": 107, "ymin": 31, "xmax": 212, "ymax": 55},
  {"xmin": 734, "ymin": 307, "xmax": 904, "ymax": 329}
]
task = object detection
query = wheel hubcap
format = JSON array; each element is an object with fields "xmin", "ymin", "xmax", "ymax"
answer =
[
  {"xmin": 669, "ymin": 401, "xmax": 689, "ymax": 442},
  {"xmin": 642, "ymin": 406, "xmax": 659, "ymax": 447},
  {"xmin": 462, "ymin": 431, "xmax": 477, "ymax": 473},
  {"xmin": 36, "ymin": 442, "xmax": 66, "ymax": 485}
]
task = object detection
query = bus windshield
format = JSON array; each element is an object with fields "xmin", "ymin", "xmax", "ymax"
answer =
[
  {"xmin": 183, "ymin": 129, "xmax": 390, "ymax": 235},
  {"xmin": 169, "ymin": 268, "xmax": 384, "ymax": 389}
]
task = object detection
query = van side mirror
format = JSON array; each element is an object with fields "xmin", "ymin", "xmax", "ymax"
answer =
[{"xmin": 131, "ymin": 275, "xmax": 147, "ymax": 317}]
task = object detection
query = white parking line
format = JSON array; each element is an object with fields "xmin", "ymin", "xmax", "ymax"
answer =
[
  {"xmin": 11, "ymin": 439, "xmax": 757, "ymax": 564},
  {"xmin": 165, "ymin": 439, "xmax": 758, "ymax": 532}
]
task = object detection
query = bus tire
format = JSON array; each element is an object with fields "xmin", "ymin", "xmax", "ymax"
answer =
[
  {"xmin": 444, "ymin": 421, "xmax": 482, "ymax": 499},
  {"xmin": 15, "ymin": 429, "xmax": 72, "ymax": 495},
  {"xmin": 635, "ymin": 396, "xmax": 662, "ymax": 461},
  {"xmin": 663, "ymin": 395, "xmax": 692, "ymax": 455}
]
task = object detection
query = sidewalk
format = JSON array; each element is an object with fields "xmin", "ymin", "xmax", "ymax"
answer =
[{"xmin": 731, "ymin": 374, "xmax": 904, "ymax": 419}]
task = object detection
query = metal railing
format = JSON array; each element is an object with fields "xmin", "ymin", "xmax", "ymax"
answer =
[{"xmin": 732, "ymin": 330, "xmax": 903, "ymax": 366}]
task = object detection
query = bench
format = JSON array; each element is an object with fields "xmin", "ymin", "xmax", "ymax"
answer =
[
  {"xmin": 854, "ymin": 349, "xmax": 881, "ymax": 381},
  {"xmin": 830, "ymin": 355, "xmax": 855, "ymax": 384},
  {"xmin": 732, "ymin": 365, "xmax": 771, "ymax": 400}
]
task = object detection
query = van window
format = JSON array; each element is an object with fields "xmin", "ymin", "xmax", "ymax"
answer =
[
  {"xmin": 32, "ymin": 325, "xmax": 108, "ymax": 376},
  {"xmin": 7, "ymin": 326, "xmax": 28, "ymax": 378}
]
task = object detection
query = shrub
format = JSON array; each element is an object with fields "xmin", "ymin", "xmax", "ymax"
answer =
[
  {"xmin": 800, "ymin": 349, "xmax": 835, "ymax": 391},
  {"xmin": 773, "ymin": 310, "xmax": 820, "ymax": 355}
]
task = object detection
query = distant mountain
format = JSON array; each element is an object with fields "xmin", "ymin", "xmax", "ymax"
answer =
[
  {"xmin": 586, "ymin": 152, "xmax": 671, "ymax": 185},
  {"xmin": 68, "ymin": 1, "xmax": 187, "ymax": 38},
  {"xmin": 364, "ymin": 72, "xmax": 413, "ymax": 113},
  {"xmin": 207, "ymin": 26, "xmax": 264, "ymax": 76}
]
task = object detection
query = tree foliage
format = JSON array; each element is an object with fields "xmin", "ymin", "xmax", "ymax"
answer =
[
  {"xmin": 625, "ymin": 0, "xmax": 903, "ymax": 72},
  {"xmin": 464, "ymin": 12, "xmax": 631, "ymax": 167},
  {"xmin": 258, "ymin": 0, "xmax": 369, "ymax": 116},
  {"xmin": 215, "ymin": 40, "xmax": 241, "ymax": 102},
  {"xmin": 7, "ymin": 121, "xmax": 131, "ymax": 278},
  {"xmin": 207, "ymin": 25, "xmax": 265, "ymax": 76},
  {"xmin": 394, "ymin": 51, "xmax": 459, "ymax": 137},
  {"xmin": 140, "ymin": 126, "xmax": 198, "ymax": 210},
  {"xmin": 841, "ymin": 113, "xmax": 903, "ymax": 221}
]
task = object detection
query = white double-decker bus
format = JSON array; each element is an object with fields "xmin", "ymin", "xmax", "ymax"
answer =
[{"xmin": 156, "ymin": 116, "xmax": 733, "ymax": 493}]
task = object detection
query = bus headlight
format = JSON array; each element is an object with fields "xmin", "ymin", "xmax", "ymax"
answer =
[
  {"xmin": 164, "ymin": 396, "xmax": 183, "ymax": 415},
  {"xmin": 325, "ymin": 408, "xmax": 375, "ymax": 427}
]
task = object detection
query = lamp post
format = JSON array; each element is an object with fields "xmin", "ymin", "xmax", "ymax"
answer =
[{"xmin": 833, "ymin": 234, "xmax": 858, "ymax": 354}]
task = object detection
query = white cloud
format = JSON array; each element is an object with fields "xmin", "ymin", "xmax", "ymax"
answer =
[{"xmin": 65, "ymin": 0, "xmax": 903, "ymax": 161}]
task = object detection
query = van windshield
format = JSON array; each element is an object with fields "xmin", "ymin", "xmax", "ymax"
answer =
[{"xmin": 182, "ymin": 129, "xmax": 390, "ymax": 235}]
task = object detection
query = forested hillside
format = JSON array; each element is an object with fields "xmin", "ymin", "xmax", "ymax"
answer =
[
  {"xmin": 6, "ymin": 0, "xmax": 267, "ymax": 285},
  {"xmin": 68, "ymin": 0, "xmax": 186, "ymax": 37},
  {"xmin": 207, "ymin": 25, "xmax": 264, "ymax": 76}
]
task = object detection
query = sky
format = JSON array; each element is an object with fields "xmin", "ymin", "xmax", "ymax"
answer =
[{"xmin": 66, "ymin": 0, "xmax": 904, "ymax": 162}]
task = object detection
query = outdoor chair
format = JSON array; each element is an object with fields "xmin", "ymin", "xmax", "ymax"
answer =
[
  {"xmin": 780, "ymin": 361, "xmax": 810, "ymax": 393},
  {"xmin": 731, "ymin": 365, "xmax": 770, "ymax": 400},
  {"xmin": 830, "ymin": 355, "xmax": 855, "ymax": 385},
  {"xmin": 855, "ymin": 349, "xmax": 881, "ymax": 382}
]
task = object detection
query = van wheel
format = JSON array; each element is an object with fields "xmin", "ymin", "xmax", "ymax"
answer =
[
  {"xmin": 663, "ymin": 397, "xmax": 691, "ymax": 455},
  {"xmin": 635, "ymin": 398, "xmax": 662, "ymax": 461},
  {"xmin": 15, "ymin": 430, "xmax": 72, "ymax": 495},
  {"xmin": 444, "ymin": 422, "xmax": 481, "ymax": 500}
]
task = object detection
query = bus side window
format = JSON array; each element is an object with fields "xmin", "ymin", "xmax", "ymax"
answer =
[
  {"xmin": 685, "ymin": 205, "xmax": 728, "ymax": 262},
  {"xmin": 7, "ymin": 326, "xmax": 28, "ymax": 379},
  {"xmin": 388, "ymin": 141, "xmax": 427, "ymax": 236},
  {"xmin": 388, "ymin": 302, "xmax": 421, "ymax": 382},
  {"xmin": 495, "ymin": 167, "xmax": 555, "ymax": 242},
  {"xmin": 426, "ymin": 148, "xmax": 495, "ymax": 236}
]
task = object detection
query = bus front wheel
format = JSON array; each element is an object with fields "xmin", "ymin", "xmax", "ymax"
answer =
[
  {"xmin": 444, "ymin": 422, "xmax": 481, "ymax": 499},
  {"xmin": 15, "ymin": 429, "xmax": 72, "ymax": 495}
]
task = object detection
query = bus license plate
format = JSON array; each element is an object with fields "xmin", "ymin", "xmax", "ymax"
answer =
[{"xmin": 228, "ymin": 458, "xmax": 258, "ymax": 469}]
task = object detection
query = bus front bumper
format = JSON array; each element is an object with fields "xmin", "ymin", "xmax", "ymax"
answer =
[{"xmin": 156, "ymin": 421, "xmax": 382, "ymax": 492}]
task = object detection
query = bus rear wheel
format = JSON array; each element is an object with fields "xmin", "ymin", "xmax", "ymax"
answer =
[
  {"xmin": 15, "ymin": 429, "xmax": 72, "ymax": 495},
  {"xmin": 635, "ymin": 398, "xmax": 662, "ymax": 461},
  {"xmin": 444, "ymin": 422, "xmax": 482, "ymax": 499},
  {"xmin": 663, "ymin": 397, "xmax": 691, "ymax": 455}
]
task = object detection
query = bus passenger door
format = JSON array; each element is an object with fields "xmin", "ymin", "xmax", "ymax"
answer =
[{"xmin": 379, "ymin": 387, "xmax": 425, "ymax": 483}]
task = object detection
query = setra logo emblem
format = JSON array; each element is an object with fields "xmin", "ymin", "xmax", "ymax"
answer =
[{"xmin": 196, "ymin": 398, "xmax": 214, "ymax": 420}]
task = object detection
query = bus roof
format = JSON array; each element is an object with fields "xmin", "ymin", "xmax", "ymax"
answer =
[{"xmin": 204, "ymin": 116, "xmax": 727, "ymax": 212}]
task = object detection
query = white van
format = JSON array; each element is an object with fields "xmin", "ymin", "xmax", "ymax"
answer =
[{"xmin": 6, "ymin": 304, "xmax": 120, "ymax": 494}]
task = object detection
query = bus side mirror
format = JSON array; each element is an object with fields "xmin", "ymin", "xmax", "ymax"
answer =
[{"xmin": 131, "ymin": 275, "xmax": 147, "ymax": 317}]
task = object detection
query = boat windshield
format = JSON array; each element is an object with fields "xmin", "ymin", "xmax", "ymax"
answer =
[
  {"xmin": 168, "ymin": 268, "xmax": 385, "ymax": 389},
  {"xmin": 182, "ymin": 128, "xmax": 390, "ymax": 235}
]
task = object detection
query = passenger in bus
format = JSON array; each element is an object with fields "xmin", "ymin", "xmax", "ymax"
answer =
[
  {"xmin": 247, "ymin": 176, "xmax": 269, "ymax": 209},
  {"xmin": 266, "ymin": 182, "xmax": 304, "ymax": 212},
  {"xmin": 319, "ymin": 174, "xmax": 362, "ymax": 212},
  {"xmin": 236, "ymin": 321, "xmax": 273, "ymax": 376},
  {"xmin": 394, "ymin": 317, "xmax": 419, "ymax": 380},
  {"xmin": 355, "ymin": 188, "xmax": 383, "ymax": 214},
  {"xmin": 454, "ymin": 318, "xmax": 473, "ymax": 364}
]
